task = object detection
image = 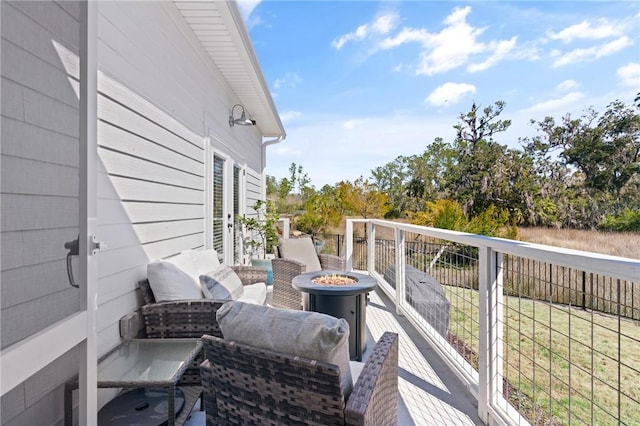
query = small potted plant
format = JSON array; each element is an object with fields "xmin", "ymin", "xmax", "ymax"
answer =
[{"xmin": 235, "ymin": 200, "xmax": 278, "ymax": 284}]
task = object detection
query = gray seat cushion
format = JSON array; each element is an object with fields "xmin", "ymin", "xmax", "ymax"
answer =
[{"xmin": 216, "ymin": 301, "xmax": 353, "ymax": 397}]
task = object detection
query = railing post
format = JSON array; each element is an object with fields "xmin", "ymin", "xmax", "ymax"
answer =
[
  {"xmin": 493, "ymin": 253, "xmax": 504, "ymax": 416},
  {"xmin": 395, "ymin": 227, "xmax": 405, "ymax": 316},
  {"xmin": 478, "ymin": 246, "xmax": 502, "ymax": 423},
  {"xmin": 278, "ymin": 217, "xmax": 290, "ymax": 239},
  {"xmin": 345, "ymin": 220, "xmax": 354, "ymax": 271},
  {"xmin": 368, "ymin": 222, "xmax": 375, "ymax": 276}
]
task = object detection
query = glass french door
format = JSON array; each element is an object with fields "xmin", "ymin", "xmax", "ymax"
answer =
[
  {"xmin": 211, "ymin": 153, "xmax": 243, "ymax": 265},
  {"xmin": 233, "ymin": 165, "xmax": 242, "ymax": 264},
  {"xmin": 212, "ymin": 155, "xmax": 226, "ymax": 262},
  {"xmin": 0, "ymin": 1, "xmax": 98, "ymax": 423}
]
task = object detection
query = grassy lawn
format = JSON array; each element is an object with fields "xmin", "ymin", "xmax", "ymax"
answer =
[{"xmin": 444, "ymin": 286, "xmax": 640, "ymax": 426}]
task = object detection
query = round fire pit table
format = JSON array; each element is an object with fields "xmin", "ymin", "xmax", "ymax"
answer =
[{"xmin": 292, "ymin": 270, "xmax": 377, "ymax": 361}]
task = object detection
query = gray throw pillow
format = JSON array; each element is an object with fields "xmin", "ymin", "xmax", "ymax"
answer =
[
  {"xmin": 199, "ymin": 266, "xmax": 243, "ymax": 300},
  {"xmin": 216, "ymin": 301, "xmax": 353, "ymax": 397}
]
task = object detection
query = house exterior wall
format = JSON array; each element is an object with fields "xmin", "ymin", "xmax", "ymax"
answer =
[
  {"xmin": 1, "ymin": 1, "xmax": 85, "ymax": 423},
  {"xmin": 1, "ymin": 1, "xmax": 271, "ymax": 424}
]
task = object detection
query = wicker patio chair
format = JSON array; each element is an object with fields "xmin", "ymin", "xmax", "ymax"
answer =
[
  {"xmin": 272, "ymin": 237, "xmax": 345, "ymax": 310},
  {"xmin": 200, "ymin": 331, "xmax": 399, "ymax": 425},
  {"xmin": 136, "ymin": 265, "xmax": 267, "ymax": 384}
]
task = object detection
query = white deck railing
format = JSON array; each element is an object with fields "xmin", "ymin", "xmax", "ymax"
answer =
[{"xmin": 345, "ymin": 219, "xmax": 640, "ymax": 426}]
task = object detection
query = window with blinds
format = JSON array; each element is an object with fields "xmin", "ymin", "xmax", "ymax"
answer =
[
  {"xmin": 212, "ymin": 155, "xmax": 224, "ymax": 261},
  {"xmin": 233, "ymin": 166, "xmax": 241, "ymax": 264}
]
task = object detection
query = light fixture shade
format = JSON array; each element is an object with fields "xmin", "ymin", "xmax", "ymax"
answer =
[{"xmin": 229, "ymin": 104, "xmax": 256, "ymax": 127}]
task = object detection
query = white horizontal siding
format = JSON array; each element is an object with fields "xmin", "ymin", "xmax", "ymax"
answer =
[
  {"xmin": 1, "ymin": 195, "xmax": 78, "ymax": 232},
  {"xmin": 99, "ymin": 149, "xmax": 204, "ymax": 190},
  {"xmin": 132, "ymin": 219, "xmax": 204, "ymax": 244},
  {"xmin": 1, "ymin": 260, "xmax": 70, "ymax": 308},
  {"xmin": 122, "ymin": 202, "xmax": 204, "ymax": 223},
  {"xmin": 1, "ymin": 156, "xmax": 78, "ymax": 196},
  {"xmin": 8, "ymin": 1, "xmax": 79, "ymax": 51},
  {"xmin": 98, "ymin": 95, "xmax": 203, "ymax": 161},
  {"xmin": 98, "ymin": 120, "xmax": 200, "ymax": 172},
  {"xmin": 1, "ymin": 289, "xmax": 80, "ymax": 349},
  {"xmin": 245, "ymin": 166, "xmax": 262, "ymax": 210},
  {"xmin": 1, "ymin": 2, "xmax": 83, "ymax": 424},
  {"xmin": 2, "ymin": 0, "xmax": 270, "ymax": 423},
  {"xmin": 1, "ymin": 39, "xmax": 79, "ymax": 108},
  {"xmin": 1, "ymin": 116, "xmax": 79, "ymax": 166},
  {"xmin": 141, "ymin": 234, "xmax": 206, "ymax": 261}
]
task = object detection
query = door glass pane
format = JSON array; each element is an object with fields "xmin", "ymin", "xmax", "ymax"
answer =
[
  {"xmin": 233, "ymin": 166, "xmax": 241, "ymax": 264},
  {"xmin": 212, "ymin": 156, "xmax": 224, "ymax": 261}
]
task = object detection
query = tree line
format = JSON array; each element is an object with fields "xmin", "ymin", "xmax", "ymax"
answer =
[{"xmin": 268, "ymin": 97, "xmax": 640, "ymax": 236}]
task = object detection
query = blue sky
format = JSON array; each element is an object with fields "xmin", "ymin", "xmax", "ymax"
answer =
[{"xmin": 239, "ymin": 1, "xmax": 640, "ymax": 188}]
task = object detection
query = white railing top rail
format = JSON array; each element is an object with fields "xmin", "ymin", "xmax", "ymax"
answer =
[{"xmin": 347, "ymin": 219, "xmax": 640, "ymax": 284}]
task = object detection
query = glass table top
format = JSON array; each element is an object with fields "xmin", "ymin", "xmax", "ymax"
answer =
[{"xmin": 97, "ymin": 339, "xmax": 201, "ymax": 386}]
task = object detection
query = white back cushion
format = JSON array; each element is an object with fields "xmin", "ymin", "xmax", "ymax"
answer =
[
  {"xmin": 278, "ymin": 238, "xmax": 322, "ymax": 272},
  {"xmin": 147, "ymin": 259, "xmax": 203, "ymax": 302},
  {"xmin": 190, "ymin": 249, "xmax": 221, "ymax": 276}
]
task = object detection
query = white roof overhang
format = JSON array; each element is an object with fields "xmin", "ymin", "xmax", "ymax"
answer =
[{"xmin": 173, "ymin": 0, "xmax": 286, "ymax": 139}]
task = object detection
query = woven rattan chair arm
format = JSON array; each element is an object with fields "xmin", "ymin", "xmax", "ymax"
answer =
[
  {"xmin": 319, "ymin": 254, "xmax": 346, "ymax": 270},
  {"xmin": 345, "ymin": 331, "xmax": 399, "ymax": 426},
  {"xmin": 271, "ymin": 258, "xmax": 306, "ymax": 310},
  {"xmin": 231, "ymin": 265, "xmax": 268, "ymax": 285},
  {"xmin": 141, "ymin": 299, "xmax": 225, "ymax": 339},
  {"xmin": 272, "ymin": 257, "xmax": 307, "ymax": 272}
]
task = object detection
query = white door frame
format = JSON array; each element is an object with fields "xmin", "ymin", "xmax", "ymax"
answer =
[{"xmin": 0, "ymin": 1, "xmax": 98, "ymax": 423}]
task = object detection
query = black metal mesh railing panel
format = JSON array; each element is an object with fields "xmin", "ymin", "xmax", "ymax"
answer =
[
  {"xmin": 499, "ymin": 254, "xmax": 640, "ymax": 425},
  {"xmin": 343, "ymin": 220, "xmax": 639, "ymax": 426}
]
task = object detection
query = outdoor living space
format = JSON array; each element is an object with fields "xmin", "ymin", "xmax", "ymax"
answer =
[
  {"xmin": 146, "ymin": 216, "xmax": 639, "ymax": 426},
  {"xmin": 179, "ymin": 287, "xmax": 484, "ymax": 426},
  {"xmin": 2, "ymin": 1, "xmax": 639, "ymax": 425}
]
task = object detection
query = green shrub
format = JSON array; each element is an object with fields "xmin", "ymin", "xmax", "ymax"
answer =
[{"xmin": 599, "ymin": 209, "xmax": 640, "ymax": 232}]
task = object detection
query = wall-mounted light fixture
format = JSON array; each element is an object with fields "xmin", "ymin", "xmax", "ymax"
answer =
[{"xmin": 229, "ymin": 104, "xmax": 256, "ymax": 127}]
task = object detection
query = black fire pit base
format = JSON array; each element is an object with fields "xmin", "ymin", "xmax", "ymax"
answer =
[
  {"xmin": 304, "ymin": 292, "xmax": 367, "ymax": 361},
  {"xmin": 293, "ymin": 270, "xmax": 377, "ymax": 362}
]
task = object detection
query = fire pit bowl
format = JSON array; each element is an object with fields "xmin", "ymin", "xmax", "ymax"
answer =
[
  {"xmin": 293, "ymin": 271, "xmax": 376, "ymax": 296},
  {"xmin": 292, "ymin": 270, "xmax": 377, "ymax": 360},
  {"xmin": 311, "ymin": 273, "xmax": 357, "ymax": 286}
]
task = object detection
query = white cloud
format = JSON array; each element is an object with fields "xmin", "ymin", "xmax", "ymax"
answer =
[
  {"xmin": 332, "ymin": 13, "xmax": 399, "ymax": 49},
  {"xmin": 547, "ymin": 19, "xmax": 623, "ymax": 44},
  {"xmin": 379, "ymin": 6, "xmax": 516, "ymax": 76},
  {"xmin": 343, "ymin": 119, "xmax": 364, "ymax": 130},
  {"xmin": 552, "ymin": 36, "xmax": 633, "ymax": 67},
  {"xmin": 279, "ymin": 111, "xmax": 302, "ymax": 123},
  {"xmin": 379, "ymin": 28, "xmax": 431, "ymax": 50},
  {"xmin": 417, "ymin": 7, "xmax": 488, "ymax": 76},
  {"xmin": 557, "ymin": 80, "xmax": 579, "ymax": 91},
  {"xmin": 468, "ymin": 37, "xmax": 517, "ymax": 72},
  {"xmin": 273, "ymin": 72, "xmax": 302, "ymax": 89},
  {"xmin": 266, "ymin": 113, "xmax": 457, "ymax": 187},
  {"xmin": 425, "ymin": 82, "xmax": 476, "ymax": 107},
  {"xmin": 525, "ymin": 92, "xmax": 585, "ymax": 114},
  {"xmin": 617, "ymin": 63, "xmax": 640, "ymax": 88},
  {"xmin": 236, "ymin": 0, "xmax": 262, "ymax": 20}
]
